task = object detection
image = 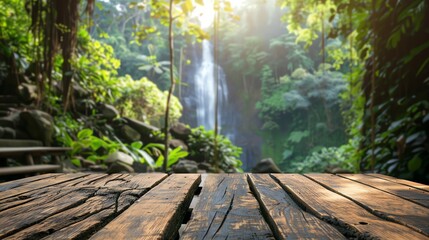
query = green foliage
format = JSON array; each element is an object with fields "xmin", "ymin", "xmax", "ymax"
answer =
[
  {"xmin": 290, "ymin": 143, "xmax": 357, "ymax": 173},
  {"xmin": 257, "ymin": 66, "xmax": 349, "ymax": 170},
  {"xmin": 287, "ymin": 130, "xmax": 309, "ymax": 143},
  {"xmin": 360, "ymin": 100, "xmax": 429, "ymax": 181},
  {"xmin": 278, "ymin": 0, "xmax": 429, "ymax": 183},
  {"xmin": 290, "ymin": 68, "xmax": 307, "ymax": 79},
  {"xmin": 115, "ymin": 75, "xmax": 182, "ymax": 125},
  {"xmin": 57, "ymin": 128, "xmax": 163, "ymax": 168},
  {"xmin": 257, "ymin": 68, "xmax": 347, "ymax": 119},
  {"xmin": 188, "ymin": 126, "xmax": 242, "ymax": 172},
  {"xmin": 155, "ymin": 146, "xmax": 189, "ymax": 169},
  {"xmin": 72, "ymin": 28, "xmax": 122, "ymax": 103}
]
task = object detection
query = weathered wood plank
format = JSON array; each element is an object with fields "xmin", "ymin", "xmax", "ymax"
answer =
[
  {"xmin": 0, "ymin": 185, "xmax": 96, "ymax": 238},
  {"xmin": 0, "ymin": 173, "xmax": 58, "ymax": 191},
  {"xmin": 340, "ymin": 174, "xmax": 429, "ymax": 208},
  {"xmin": 307, "ymin": 173, "xmax": 429, "ymax": 236},
  {"xmin": 0, "ymin": 173, "xmax": 93, "ymax": 201},
  {"xmin": 0, "ymin": 173, "xmax": 166, "ymax": 239},
  {"xmin": 273, "ymin": 174, "xmax": 428, "ymax": 240},
  {"xmin": 1, "ymin": 173, "xmax": 141, "ymax": 211},
  {"xmin": 248, "ymin": 174, "xmax": 345, "ymax": 239},
  {"xmin": 181, "ymin": 174, "xmax": 274, "ymax": 240},
  {"xmin": 90, "ymin": 174, "xmax": 200, "ymax": 240},
  {"xmin": 367, "ymin": 173, "xmax": 429, "ymax": 192}
]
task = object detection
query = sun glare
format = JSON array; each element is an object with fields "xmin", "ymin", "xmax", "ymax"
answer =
[{"xmin": 193, "ymin": 0, "xmax": 244, "ymax": 29}]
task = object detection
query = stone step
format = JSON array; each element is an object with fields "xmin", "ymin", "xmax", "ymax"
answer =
[
  {"xmin": 0, "ymin": 111, "xmax": 9, "ymax": 117},
  {"xmin": 0, "ymin": 139, "xmax": 44, "ymax": 148},
  {"xmin": 0, "ymin": 164, "xmax": 61, "ymax": 176},
  {"xmin": 0, "ymin": 95, "xmax": 21, "ymax": 104},
  {"xmin": 0, "ymin": 103, "xmax": 20, "ymax": 111}
]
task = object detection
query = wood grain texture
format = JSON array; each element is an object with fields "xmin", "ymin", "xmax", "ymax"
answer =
[
  {"xmin": 90, "ymin": 174, "xmax": 200, "ymax": 240},
  {"xmin": 0, "ymin": 173, "xmax": 57, "ymax": 190},
  {"xmin": 340, "ymin": 174, "xmax": 429, "ymax": 208},
  {"xmin": 0, "ymin": 173, "xmax": 166, "ymax": 239},
  {"xmin": 307, "ymin": 173, "xmax": 429, "ymax": 236},
  {"xmin": 0, "ymin": 173, "xmax": 92, "ymax": 201},
  {"xmin": 272, "ymin": 174, "xmax": 428, "ymax": 240},
  {"xmin": 248, "ymin": 174, "xmax": 345, "ymax": 239},
  {"xmin": 367, "ymin": 173, "xmax": 429, "ymax": 192},
  {"xmin": 181, "ymin": 174, "xmax": 274, "ymax": 240}
]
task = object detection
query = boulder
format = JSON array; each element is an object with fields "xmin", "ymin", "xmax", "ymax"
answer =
[
  {"xmin": 116, "ymin": 124, "xmax": 141, "ymax": 143},
  {"xmin": 124, "ymin": 117, "xmax": 160, "ymax": 143},
  {"xmin": 76, "ymin": 99, "xmax": 96, "ymax": 116},
  {"xmin": 105, "ymin": 151, "xmax": 134, "ymax": 166},
  {"xmin": 172, "ymin": 160, "xmax": 198, "ymax": 173},
  {"xmin": 132, "ymin": 161, "xmax": 149, "ymax": 173},
  {"xmin": 89, "ymin": 165, "xmax": 108, "ymax": 172},
  {"xmin": 197, "ymin": 162, "xmax": 212, "ymax": 171},
  {"xmin": 170, "ymin": 123, "xmax": 192, "ymax": 142},
  {"xmin": 169, "ymin": 139, "xmax": 188, "ymax": 151},
  {"xmin": 15, "ymin": 129, "xmax": 30, "ymax": 139},
  {"xmin": 251, "ymin": 158, "xmax": 282, "ymax": 173},
  {"xmin": 18, "ymin": 83, "xmax": 38, "ymax": 103},
  {"xmin": 0, "ymin": 111, "xmax": 20, "ymax": 128},
  {"xmin": 0, "ymin": 118, "xmax": 15, "ymax": 129},
  {"xmin": 20, "ymin": 110, "xmax": 54, "ymax": 145},
  {"xmin": 98, "ymin": 103, "xmax": 119, "ymax": 121},
  {"xmin": 107, "ymin": 161, "xmax": 135, "ymax": 173},
  {"xmin": 1, "ymin": 127, "xmax": 16, "ymax": 139}
]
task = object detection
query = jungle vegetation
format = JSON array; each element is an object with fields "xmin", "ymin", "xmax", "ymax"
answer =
[{"xmin": 0, "ymin": 0, "xmax": 428, "ymax": 182}]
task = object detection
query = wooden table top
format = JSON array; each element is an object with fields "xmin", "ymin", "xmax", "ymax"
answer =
[{"xmin": 0, "ymin": 173, "xmax": 428, "ymax": 239}]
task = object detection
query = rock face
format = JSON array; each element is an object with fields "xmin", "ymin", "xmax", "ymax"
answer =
[
  {"xmin": 0, "ymin": 112, "xmax": 20, "ymax": 128},
  {"xmin": 105, "ymin": 151, "xmax": 135, "ymax": 173},
  {"xmin": 170, "ymin": 123, "xmax": 192, "ymax": 141},
  {"xmin": 124, "ymin": 117, "xmax": 160, "ymax": 143},
  {"xmin": 169, "ymin": 139, "xmax": 188, "ymax": 151},
  {"xmin": 107, "ymin": 161, "xmax": 135, "ymax": 173},
  {"xmin": 98, "ymin": 104, "xmax": 119, "ymax": 121},
  {"xmin": 18, "ymin": 83, "xmax": 38, "ymax": 103},
  {"xmin": 251, "ymin": 158, "xmax": 282, "ymax": 173},
  {"xmin": 172, "ymin": 160, "xmax": 198, "ymax": 173},
  {"xmin": 117, "ymin": 124, "xmax": 141, "ymax": 143},
  {"xmin": 19, "ymin": 110, "xmax": 54, "ymax": 146},
  {"xmin": 106, "ymin": 151, "xmax": 134, "ymax": 166}
]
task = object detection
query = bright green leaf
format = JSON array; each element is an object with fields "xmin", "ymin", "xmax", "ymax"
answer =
[{"xmin": 77, "ymin": 129, "xmax": 93, "ymax": 140}]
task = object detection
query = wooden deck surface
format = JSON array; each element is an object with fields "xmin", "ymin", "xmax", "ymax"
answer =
[{"xmin": 0, "ymin": 173, "xmax": 428, "ymax": 240}]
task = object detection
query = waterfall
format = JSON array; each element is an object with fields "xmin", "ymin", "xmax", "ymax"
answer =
[{"xmin": 193, "ymin": 40, "xmax": 228, "ymax": 132}]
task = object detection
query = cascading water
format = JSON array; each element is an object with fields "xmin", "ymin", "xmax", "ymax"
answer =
[{"xmin": 194, "ymin": 40, "xmax": 229, "ymax": 131}]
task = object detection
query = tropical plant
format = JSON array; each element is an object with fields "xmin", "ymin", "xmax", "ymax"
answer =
[
  {"xmin": 115, "ymin": 75, "xmax": 182, "ymax": 125},
  {"xmin": 279, "ymin": 0, "xmax": 429, "ymax": 182},
  {"xmin": 290, "ymin": 144, "xmax": 356, "ymax": 173},
  {"xmin": 57, "ymin": 128, "xmax": 166, "ymax": 168},
  {"xmin": 188, "ymin": 126, "xmax": 243, "ymax": 172},
  {"xmin": 257, "ymin": 66, "xmax": 348, "ymax": 170}
]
